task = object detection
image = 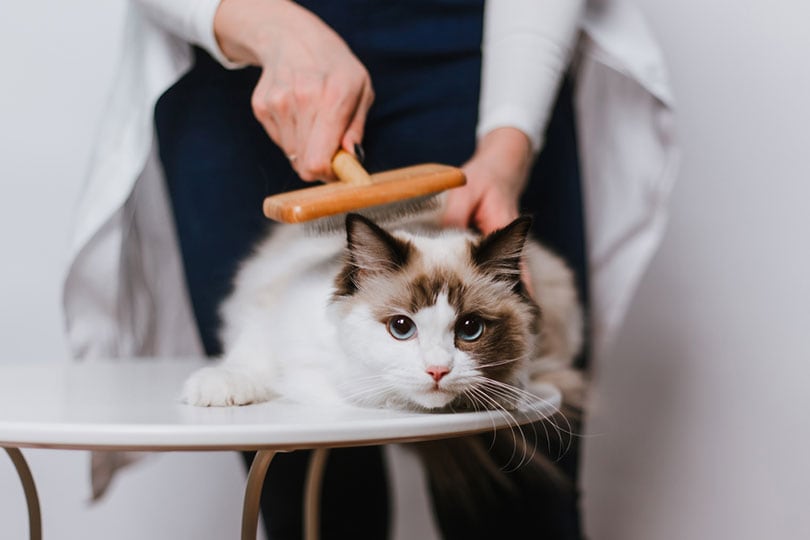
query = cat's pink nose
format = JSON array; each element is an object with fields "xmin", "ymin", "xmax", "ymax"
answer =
[{"xmin": 426, "ymin": 366, "xmax": 450, "ymax": 382}]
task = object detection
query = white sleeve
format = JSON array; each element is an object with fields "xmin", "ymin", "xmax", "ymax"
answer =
[
  {"xmin": 477, "ymin": 0, "xmax": 585, "ymax": 152},
  {"xmin": 132, "ymin": 0, "xmax": 242, "ymax": 68}
]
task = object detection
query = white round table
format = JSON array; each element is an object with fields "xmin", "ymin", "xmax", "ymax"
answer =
[{"xmin": 0, "ymin": 359, "xmax": 560, "ymax": 540}]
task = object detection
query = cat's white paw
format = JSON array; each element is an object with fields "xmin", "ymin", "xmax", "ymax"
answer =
[{"xmin": 181, "ymin": 366, "xmax": 272, "ymax": 407}]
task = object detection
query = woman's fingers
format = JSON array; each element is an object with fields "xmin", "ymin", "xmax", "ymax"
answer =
[
  {"xmin": 441, "ymin": 187, "xmax": 479, "ymax": 230},
  {"xmin": 253, "ymin": 61, "xmax": 372, "ymax": 182},
  {"xmin": 442, "ymin": 182, "xmax": 518, "ymax": 235},
  {"xmin": 297, "ymin": 66, "xmax": 373, "ymax": 181},
  {"xmin": 225, "ymin": 0, "xmax": 373, "ymax": 182},
  {"xmin": 251, "ymin": 71, "xmax": 298, "ymax": 162},
  {"xmin": 290, "ymin": 71, "xmax": 327, "ymax": 179},
  {"xmin": 475, "ymin": 193, "xmax": 520, "ymax": 234},
  {"xmin": 341, "ymin": 79, "xmax": 375, "ymax": 155},
  {"xmin": 252, "ymin": 63, "xmax": 370, "ymax": 181}
]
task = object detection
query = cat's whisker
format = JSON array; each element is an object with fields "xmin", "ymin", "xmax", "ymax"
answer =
[
  {"xmin": 474, "ymin": 378, "xmax": 575, "ymax": 463},
  {"xmin": 341, "ymin": 379, "xmax": 393, "ymax": 398},
  {"xmin": 346, "ymin": 388, "xmax": 398, "ymax": 408},
  {"xmin": 479, "ymin": 378, "xmax": 564, "ymax": 419},
  {"xmin": 481, "ymin": 391, "xmax": 538, "ymax": 471},
  {"xmin": 480, "ymin": 379, "xmax": 571, "ymax": 433},
  {"xmin": 460, "ymin": 385, "xmax": 522, "ymax": 454},
  {"xmin": 464, "ymin": 385, "xmax": 531, "ymax": 471},
  {"xmin": 463, "ymin": 387, "xmax": 512, "ymax": 455},
  {"xmin": 475, "ymin": 354, "xmax": 528, "ymax": 371},
  {"xmin": 454, "ymin": 376, "xmax": 575, "ymax": 460},
  {"xmin": 455, "ymin": 390, "xmax": 483, "ymax": 414},
  {"xmin": 463, "ymin": 387, "xmax": 504, "ymax": 437},
  {"xmin": 509, "ymin": 387, "xmax": 579, "ymax": 460},
  {"xmin": 447, "ymin": 389, "xmax": 527, "ymax": 474},
  {"xmin": 472, "ymin": 358, "xmax": 552, "ymax": 457},
  {"xmin": 469, "ymin": 378, "xmax": 523, "ymax": 408},
  {"xmin": 336, "ymin": 376, "xmax": 401, "ymax": 407}
]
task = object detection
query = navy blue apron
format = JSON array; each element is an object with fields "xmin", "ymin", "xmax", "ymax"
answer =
[{"xmin": 155, "ymin": 1, "xmax": 586, "ymax": 538}]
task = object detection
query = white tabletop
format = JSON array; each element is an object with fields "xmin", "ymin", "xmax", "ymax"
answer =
[{"xmin": 0, "ymin": 359, "xmax": 559, "ymax": 451}]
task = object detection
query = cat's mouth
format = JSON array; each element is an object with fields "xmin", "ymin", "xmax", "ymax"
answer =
[{"xmin": 411, "ymin": 387, "xmax": 457, "ymax": 410}]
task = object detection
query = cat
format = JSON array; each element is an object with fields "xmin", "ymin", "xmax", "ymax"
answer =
[
  {"xmin": 180, "ymin": 213, "xmax": 584, "ymax": 415},
  {"xmin": 181, "ymin": 211, "xmax": 587, "ymax": 538}
]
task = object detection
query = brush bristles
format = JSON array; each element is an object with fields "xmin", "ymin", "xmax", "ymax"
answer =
[{"xmin": 303, "ymin": 195, "xmax": 441, "ymax": 235}]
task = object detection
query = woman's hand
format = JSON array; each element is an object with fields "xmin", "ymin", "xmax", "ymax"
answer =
[
  {"xmin": 442, "ymin": 127, "xmax": 534, "ymax": 234},
  {"xmin": 214, "ymin": 0, "xmax": 374, "ymax": 181},
  {"xmin": 443, "ymin": 127, "xmax": 536, "ymax": 295}
]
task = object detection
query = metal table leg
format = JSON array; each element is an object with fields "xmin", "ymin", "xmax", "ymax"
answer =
[
  {"xmin": 304, "ymin": 448, "xmax": 330, "ymax": 540},
  {"xmin": 4, "ymin": 447, "xmax": 42, "ymax": 540},
  {"xmin": 241, "ymin": 450, "xmax": 276, "ymax": 540},
  {"xmin": 241, "ymin": 447, "xmax": 330, "ymax": 540}
]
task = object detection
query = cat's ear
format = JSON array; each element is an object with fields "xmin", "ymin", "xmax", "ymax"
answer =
[
  {"xmin": 344, "ymin": 213, "xmax": 412, "ymax": 278},
  {"xmin": 471, "ymin": 216, "xmax": 533, "ymax": 283}
]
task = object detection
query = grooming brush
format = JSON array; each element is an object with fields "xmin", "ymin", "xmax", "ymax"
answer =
[{"xmin": 263, "ymin": 149, "xmax": 466, "ymax": 232}]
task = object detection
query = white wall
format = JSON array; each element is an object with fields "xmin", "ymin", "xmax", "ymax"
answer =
[
  {"xmin": 581, "ymin": 1, "xmax": 810, "ymax": 539},
  {"xmin": 2, "ymin": 1, "xmax": 809, "ymax": 539}
]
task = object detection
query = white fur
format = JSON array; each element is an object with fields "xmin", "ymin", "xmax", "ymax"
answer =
[{"xmin": 183, "ymin": 225, "xmax": 348, "ymax": 406}]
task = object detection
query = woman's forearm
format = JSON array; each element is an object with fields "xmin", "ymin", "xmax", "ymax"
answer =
[{"xmin": 478, "ymin": 0, "xmax": 585, "ymax": 152}]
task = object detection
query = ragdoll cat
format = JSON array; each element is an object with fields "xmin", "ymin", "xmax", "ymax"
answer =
[
  {"xmin": 181, "ymin": 212, "xmax": 583, "ymax": 415},
  {"xmin": 182, "ymin": 212, "xmax": 586, "ymax": 538}
]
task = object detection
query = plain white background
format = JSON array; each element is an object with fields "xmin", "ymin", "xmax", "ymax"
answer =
[
  {"xmin": 1, "ymin": 1, "xmax": 809, "ymax": 539},
  {"xmin": 581, "ymin": 1, "xmax": 810, "ymax": 539}
]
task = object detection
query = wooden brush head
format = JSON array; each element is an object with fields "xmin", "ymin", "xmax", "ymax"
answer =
[{"xmin": 263, "ymin": 151, "xmax": 466, "ymax": 224}]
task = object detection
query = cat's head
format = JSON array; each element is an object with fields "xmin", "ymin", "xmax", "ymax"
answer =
[{"xmin": 329, "ymin": 214, "xmax": 540, "ymax": 411}]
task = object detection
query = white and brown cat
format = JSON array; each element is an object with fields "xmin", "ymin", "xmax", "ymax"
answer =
[
  {"xmin": 181, "ymin": 213, "xmax": 584, "ymax": 417},
  {"xmin": 181, "ymin": 213, "xmax": 586, "ymax": 534}
]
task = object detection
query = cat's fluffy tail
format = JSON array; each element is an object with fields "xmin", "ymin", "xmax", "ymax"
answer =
[{"xmin": 412, "ymin": 397, "xmax": 585, "ymax": 538}]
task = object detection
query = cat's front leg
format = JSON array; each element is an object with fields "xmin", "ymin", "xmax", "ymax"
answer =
[{"xmin": 181, "ymin": 363, "xmax": 275, "ymax": 407}]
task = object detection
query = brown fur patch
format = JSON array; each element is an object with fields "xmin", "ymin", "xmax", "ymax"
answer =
[{"xmin": 406, "ymin": 272, "xmax": 466, "ymax": 314}]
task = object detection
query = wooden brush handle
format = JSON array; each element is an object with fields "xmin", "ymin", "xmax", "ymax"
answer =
[{"xmin": 331, "ymin": 149, "xmax": 372, "ymax": 185}]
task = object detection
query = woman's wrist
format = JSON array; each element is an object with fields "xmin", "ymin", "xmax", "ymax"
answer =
[
  {"xmin": 214, "ymin": 0, "xmax": 286, "ymax": 65},
  {"xmin": 472, "ymin": 127, "xmax": 534, "ymax": 185}
]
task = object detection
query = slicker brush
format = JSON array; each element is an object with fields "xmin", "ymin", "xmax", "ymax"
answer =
[{"xmin": 263, "ymin": 149, "xmax": 466, "ymax": 233}]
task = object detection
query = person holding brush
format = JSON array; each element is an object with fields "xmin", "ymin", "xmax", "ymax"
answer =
[{"xmin": 63, "ymin": 0, "xmax": 676, "ymax": 538}]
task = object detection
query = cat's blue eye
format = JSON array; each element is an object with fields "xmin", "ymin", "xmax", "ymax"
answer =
[
  {"xmin": 387, "ymin": 315, "xmax": 417, "ymax": 340},
  {"xmin": 455, "ymin": 315, "xmax": 484, "ymax": 342}
]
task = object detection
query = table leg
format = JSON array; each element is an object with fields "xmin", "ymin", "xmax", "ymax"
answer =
[
  {"xmin": 304, "ymin": 448, "xmax": 330, "ymax": 540},
  {"xmin": 3, "ymin": 447, "xmax": 42, "ymax": 540},
  {"xmin": 241, "ymin": 449, "xmax": 276, "ymax": 540},
  {"xmin": 241, "ymin": 447, "xmax": 331, "ymax": 540}
]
